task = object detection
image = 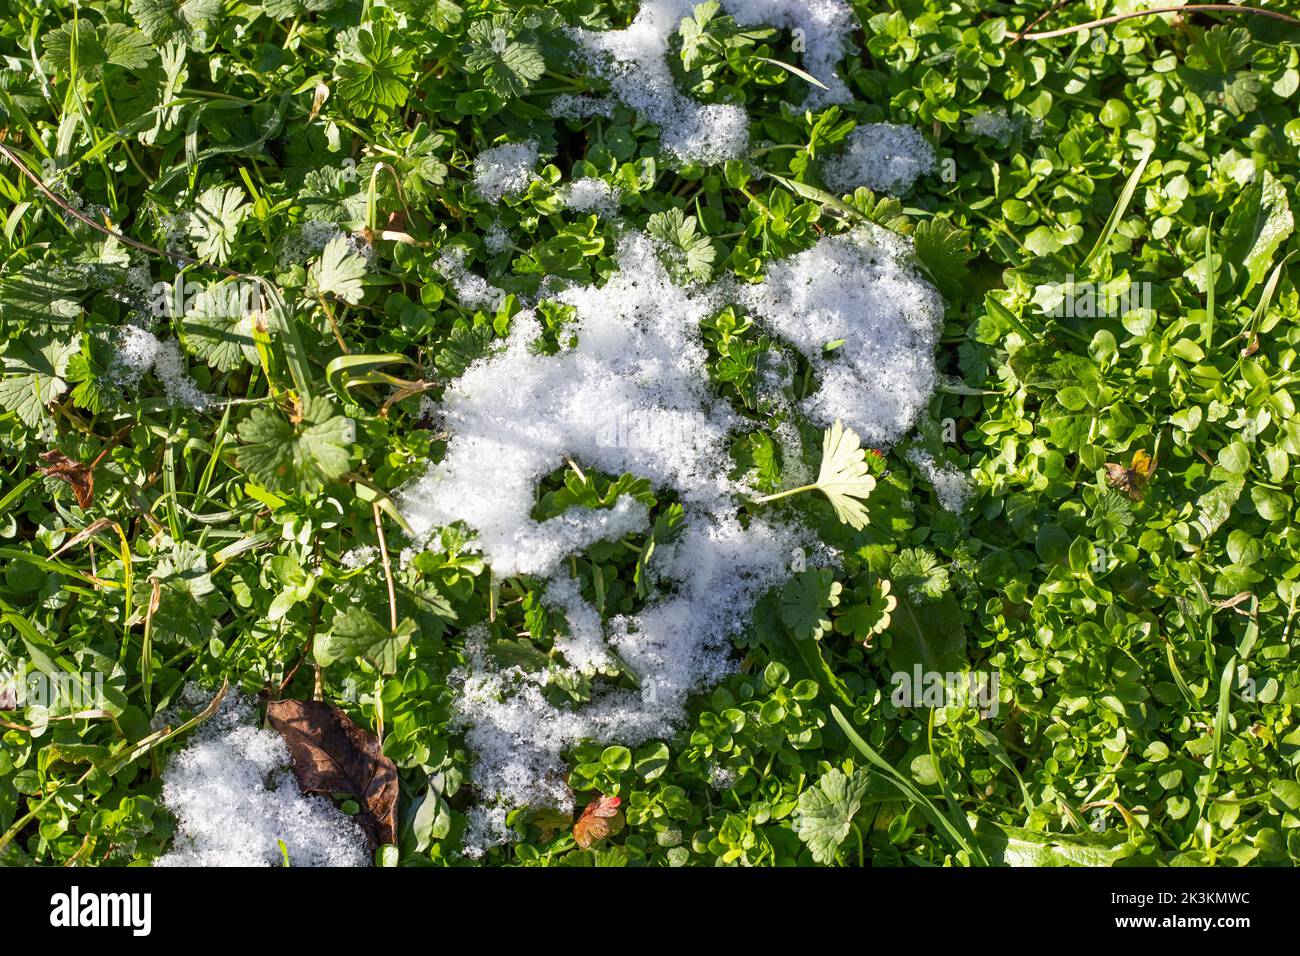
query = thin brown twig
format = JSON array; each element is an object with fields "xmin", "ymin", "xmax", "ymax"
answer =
[
  {"xmin": 89, "ymin": 425, "xmax": 135, "ymax": 471},
  {"xmin": 1021, "ymin": 3, "xmax": 1300, "ymax": 40},
  {"xmin": 1011, "ymin": 0, "xmax": 1079, "ymax": 45},
  {"xmin": 0, "ymin": 139, "xmax": 243, "ymax": 279}
]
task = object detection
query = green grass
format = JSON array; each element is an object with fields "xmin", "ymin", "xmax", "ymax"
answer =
[{"xmin": 1, "ymin": 0, "xmax": 1299, "ymax": 866}]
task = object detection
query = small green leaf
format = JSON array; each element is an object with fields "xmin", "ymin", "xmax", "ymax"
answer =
[
  {"xmin": 647, "ymin": 208, "xmax": 716, "ymax": 283},
  {"xmin": 0, "ymin": 335, "xmax": 79, "ymax": 427},
  {"xmin": 315, "ymin": 607, "xmax": 415, "ymax": 675},
  {"xmin": 187, "ymin": 185, "xmax": 249, "ymax": 264},
  {"xmin": 181, "ymin": 282, "xmax": 258, "ymax": 371},
  {"xmin": 236, "ymin": 396, "xmax": 351, "ymax": 493},
  {"xmin": 885, "ymin": 591, "xmax": 966, "ymax": 675},
  {"xmin": 779, "ymin": 569, "xmax": 841, "ymax": 640},
  {"xmin": 464, "ymin": 17, "xmax": 545, "ymax": 100},
  {"xmin": 1222, "ymin": 170, "xmax": 1294, "ymax": 296},
  {"xmin": 310, "ymin": 236, "xmax": 368, "ymax": 304},
  {"xmin": 912, "ymin": 218, "xmax": 973, "ymax": 299},
  {"xmin": 335, "ymin": 20, "xmax": 416, "ymax": 119}
]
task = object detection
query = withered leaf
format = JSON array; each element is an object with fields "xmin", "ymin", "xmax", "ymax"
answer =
[
  {"xmin": 265, "ymin": 698, "xmax": 398, "ymax": 850},
  {"xmin": 573, "ymin": 794, "xmax": 624, "ymax": 850},
  {"xmin": 1104, "ymin": 448, "xmax": 1154, "ymax": 502},
  {"xmin": 38, "ymin": 450, "xmax": 94, "ymax": 508},
  {"xmin": 308, "ymin": 80, "xmax": 330, "ymax": 121}
]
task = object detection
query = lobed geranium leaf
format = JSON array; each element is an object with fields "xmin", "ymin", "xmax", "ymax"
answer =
[
  {"xmin": 794, "ymin": 768, "xmax": 870, "ymax": 864},
  {"xmin": 309, "ymin": 236, "xmax": 368, "ymax": 304},
  {"xmin": 236, "ymin": 396, "xmax": 352, "ymax": 493}
]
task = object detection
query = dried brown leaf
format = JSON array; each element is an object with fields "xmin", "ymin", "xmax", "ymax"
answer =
[
  {"xmin": 265, "ymin": 698, "xmax": 399, "ymax": 850},
  {"xmin": 38, "ymin": 450, "xmax": 94, "ymax": 508},
  {"xmin": 1104, "ymin": 448, "xmax": 1154, "ymax": 501}
]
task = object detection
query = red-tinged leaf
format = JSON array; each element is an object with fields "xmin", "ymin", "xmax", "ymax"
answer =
[
  {"xmin": 573, "ymin": 794, "xmax": 624, "ymax": 849},
  {"xmin": 265, "ymin": 698, "xmax": 399, "ymax": 850}
]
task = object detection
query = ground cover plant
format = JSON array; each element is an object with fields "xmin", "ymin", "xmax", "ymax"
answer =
[{"xmin": 0, "ymin": 0, "xmax": 1298, "ymax": 867}]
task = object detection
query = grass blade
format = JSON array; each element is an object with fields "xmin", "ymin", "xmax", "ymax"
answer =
[
  {"xmin": 1081, "ymin": 146, "xmax": 1153, "ymax": 272},
  {"xmin": 831, "ymin": 705, "xmax": 988, "ymax": 864}
]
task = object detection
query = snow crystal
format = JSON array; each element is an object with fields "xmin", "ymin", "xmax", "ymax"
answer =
[
  {"xmin": 437, "ymin": 246, "xmax": 505, "ymax": 311},
  {"xmin": 157, "ymin": 688, "xmax": 369, "ymax": 867},
  {"xmin": 341, "ymin": 546, "xmax": 379, "ymax": 569},
  {"xmin": 723, "ymin": 0, "xmax": 856, "ymax": 106},
  {"xmin": 906, "ymin": 447, "xmax": 970, "ymax": 513},
  {"xmin": 115, "ymin": 325, "xmax": 210, "ymax": 410},
  {"xmin": 559, "ymin": 177, "xmax": 621, "ymax": 216},
  {"xmin": 568, "ymin": 0, "xmax": 856, "ymax": 166},
  {"xmin": 708, "ymin": 763, "xmax": 738, "ymax": 790},
  {"xmin": 472, "ymin": 141, "xmax": 540, "ymax": 202},
  {"xmin": 821, "ymin": 123, "xmax": 936, "ymax": 196},
  {"xmin": 966, "ymin": 107, "xmax": 1014, "ymax": 143},
  {"xmin": 549, "ymin": 93, "xmax": 616, "ymax": 120},
  {"xmin": 484, "ymin": 221, "xmax": 512, "ymax": 255},
  {"xmin": 400, "ymin": 221, "xmax": 942, "ymax": 854},
  {"xmin": 158, "ymin": 211, "xmax": 192, "ymax": 255},
  {"xmin": 277, "ymin": 220, "xmax": 361, "ymax": 266}
]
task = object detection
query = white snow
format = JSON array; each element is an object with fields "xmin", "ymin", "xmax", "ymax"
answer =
[
  {"xmin": 484, "ymin": 221, "xmax": 512, "ymax": 255},
  {"xmin": 115, "ymin": 325, "xmax": 210, "ymax": 410},
  {"xmin": 549, "ymin": 93, "xmax": 616, "ymax": 120},
  {"xmin": 340, "ymin": 546, "xmax": 379, "ymax": 569},
  {"xmin": 568, "ymin": 0, "xmax": 857, "ymax": 166},
  {"xmin": 906, "ymin": 447, "xmax": 970, "ymax": 513},
  {"xmin": 965, "ymin": 107, "xmax": 1014, "ymax": 142},
  {"xmin": 723, "ymin": 0, "xmax": 856, "ymax": 106},
  {"xmin": 821, "ymin": 123, "xmax": 936, "ymax": 196},
  {"xmin": 156, "ymin": 688, "xmax": 369, "ymax": 867},
  {"xmin": 278, "ymin": 220, "xmax": 346, "ymax": 265},
  {"xmin": 399, "ymin": 221, "xmax": 942, "ymax": 854},
  {"xmin": 740, "ymin": 227, "xmax": 944, "ymax": 446},
  {"xmin": 560, "ymin": 177, "xmax": 621, "ymax": 216},
  {"xmin": 436, "ymin": 246, "xmax": 506, "ymax": 311},
  {"xmin": 472, "ymin": 141, "xmax": 540, "ymax": 202},
  {"xmin": 708, "ymin": 763, "xmax": 738, "ymax": 790}
]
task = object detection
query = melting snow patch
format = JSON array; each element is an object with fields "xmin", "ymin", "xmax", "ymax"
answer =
[
  {"xmin": 740, "ymin": 228, "xmax": 944, "ymax": 446},
  {"xmin": 115, "ymin": 325, "xmax": 210, "ymax": 410},
  {"xmin": 549, "ymin": 93, "xmax": 616, "ymax": 120},
  {"xmin": 437, "ymin": 246, "xmax": 506, "ymax": 311},
  {"xmin": 723, "ymin": 0, "xmax": 856, "ymax": 105},
  {"xmin": 484, "ymin": 221, "xmax": 512, "ymax": 255},
  {"xmin": 906, "ymin": 447, "xmax": 970, "ymax": 513},
  {"xmin": 400, "ymin": 221, "xmax": 942, "ymax": 855},
  {"xmin": 568, "ymin": 0, "xmax": 857, "ymax": 166},
  {"xmin": 965, "ymin": 107, "xmax": 1014, "ymax": 143},
  {"xmin": 473, "ymin": 141, "xmax": 540, "ymax": 202},
  {"xmin": 278, "ymin": 220, "xmax": 346, "ymax": 265},
  {"xmin": 708, "ymin": 763, "xmax": 739, "ymax": 791},
  {"xmin": 341, "ymin": 546, "xmax": 379, "ymax": 569},
  {"xmin": 821, "ymin": 123, "xmax": 936, "ymax": 196},
  {"xmin": 156, "ymin": 688, "xmax": 369, "ymax": 867},
  {"xmin": 560, "ymin": 177, "xmax": 621, "ymax": 216}
]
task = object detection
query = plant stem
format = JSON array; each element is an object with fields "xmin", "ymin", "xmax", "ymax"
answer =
[
  {"xmin": 1022, "ymin": 4, "xmax": 1299, "ymax": 40},
  {"xmin": 373, "ymin": 502, "xmax": 398, "ymax": 633},
  {"xmin": 752, "ymin": 483, "xmax": 817, "ymax": 504}
]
